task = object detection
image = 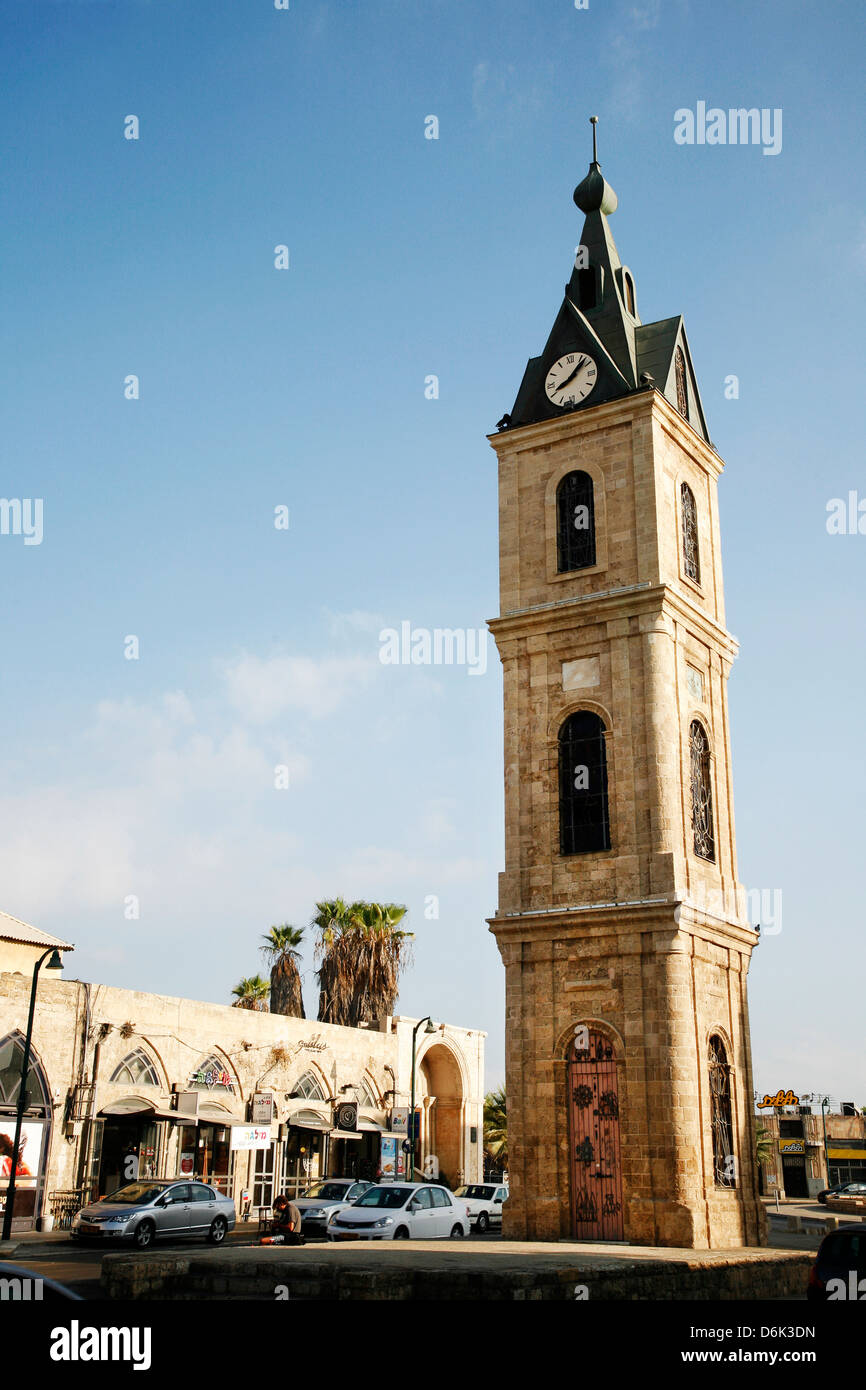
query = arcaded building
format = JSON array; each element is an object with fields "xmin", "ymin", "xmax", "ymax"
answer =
[{"xmin": 0, "ymin": 911, "xmax": 484, "ymax": 1232}]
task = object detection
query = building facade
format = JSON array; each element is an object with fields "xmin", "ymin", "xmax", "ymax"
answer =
[
  {"xmin": 757, "ymin": 1106, "xmax": 866, "ymax": 1199},
  {"xmin": 0, "ymin": 914, "xmax": 484, "ymax": 1232},
  {"xmin": 487, "ymin": 134, "xmax": 765, "ymax": 1248}
]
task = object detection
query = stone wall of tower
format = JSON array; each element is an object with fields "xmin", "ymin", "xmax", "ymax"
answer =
[{"xmin": 488, "ymin": 389, "xmax": 765, "ymax": 1249}]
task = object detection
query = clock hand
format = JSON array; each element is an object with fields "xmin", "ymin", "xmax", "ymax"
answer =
[{"xmin": 556, "ymin": 357, "xmax": 588, "ymax": 392}]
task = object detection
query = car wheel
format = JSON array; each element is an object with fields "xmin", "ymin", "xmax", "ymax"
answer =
[
  {"xmin": 450, "ymin": 1224, "xmax": 465, "ymax": 1238},
  {"xmin": 134, "ymin": 1220, "xmax": 155, "ymax": 1250},
  {"xmin": 208, "ymin": 1216, "xmax": 228, "ymax": 1245},
  {"xmin": 476, "ymin": 1211, "xmax": 489, "ymax": 1233},
  {"xmin": 393, "ymin": 1226, "xmax": 410, "ymax": 1239}
]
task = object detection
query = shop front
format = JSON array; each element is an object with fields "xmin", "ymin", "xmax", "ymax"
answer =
[
  {"xmin": 95, "ymin": 1098, "xmax": 187, "ymax": 1197},
  {"xmin": 0, "ymin": 1032, "xmax": 52, "ymax": 1232},
  {"xmin": 282, "ymin": 1109, "xmax": 328, "ymax": 1197}
]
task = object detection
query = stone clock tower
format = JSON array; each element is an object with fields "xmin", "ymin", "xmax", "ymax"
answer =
[{"xmin": 487, "ymin": 124, "xmax": 766, "ymax": 1249}]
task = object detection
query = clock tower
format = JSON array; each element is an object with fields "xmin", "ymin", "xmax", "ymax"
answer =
[{"xmin": 487, "ymin": 123, "xmax": 766, "ymax": 1248}]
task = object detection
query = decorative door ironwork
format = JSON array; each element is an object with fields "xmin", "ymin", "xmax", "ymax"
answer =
[{"xmin": 568, "ymin": 1030, "xmax": 623, "ymax": 1240}]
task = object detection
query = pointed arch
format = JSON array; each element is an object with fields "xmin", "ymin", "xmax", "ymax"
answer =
[
  {"xmin": 109, "ymin": 1047, "xmax": 160, "ymax": 1087},
  {"xmin": 293, "ymin": 1069, "xmax": 327, "ymax": 1101},
  {"xmin": 0, "ymin": 1030, "xmax": 51, "ymax": 1110},
  {"xmin": 188, "ymin": 1051, "xmax": 238, "ymax": 1094},
  {"xmin": 708, "ymin": 1033, "xmax": 735, "ymax": 1187}
]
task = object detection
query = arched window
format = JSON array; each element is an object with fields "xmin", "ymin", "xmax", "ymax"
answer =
[
  {"xmin": 294, "ymin": 1071, "xmax": 326, "ymax": 1101},
  {"xmin": 557, "ymin": 471, "xmax": 596, "ymax": 572},
  {"xmin": 0, "ymin": 1033, "xmax": 50, "ymax": 1110},
  {"xmin": 110, "ymin": 1048, "xmax": 160, "ymax": 1087},
  {"xmin": 623, "ymin": 271, "xmax": 636, "ymax": 317},
  {"xmin": 681, "ymin": 481, "xmax": 700, "ymax": 584},
  {"xmin": 359, "ymin": 1076, "xmax": 379, "ymax": 1108},
  {"xmin": 675, "ymin": 345, "xmax": 689, "ymax": 419},
  {"xmin": 189, "ymin": 1055, "xmax": 235, "ymax": 1092},
  {"xmin": 708, "ymin": 1035, "xmax": 735, "ymax": 1187},
  {"xmin": 559, "ymin": 711, "xmax": 610, "ymax": 855},
  {"xmin": 689, "ymin": 720, "xmax": 715, "ymax": 862}
]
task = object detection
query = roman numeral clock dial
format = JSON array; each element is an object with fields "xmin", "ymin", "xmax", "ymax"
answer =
[{"xmin": 545, "ymin": 352, "xmax": 597, "ymax": 407}]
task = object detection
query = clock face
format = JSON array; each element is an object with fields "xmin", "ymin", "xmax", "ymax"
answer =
[{"xmin": 545, "ymin": 351, "xmax": 597, "ymax": 407}]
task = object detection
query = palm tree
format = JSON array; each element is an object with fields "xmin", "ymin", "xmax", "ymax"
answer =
[
  {"xmin": 231, "ymin": 974, "xmax": 270, "ymax": 1011},
  {"xmin": 484, "ymin": 1086, "xmax": 508, "ymax": 1172},
  {"xmin": 260, "ymin": 924, "xmax": 305, "ymax": 1019},
  {"xmin": 313, "ymin": 899, "xmax": 412, "ymax": 1026},
  {"xmin": 755, "ymin": 1125, "xmax": 774, "ymax": 1168}
]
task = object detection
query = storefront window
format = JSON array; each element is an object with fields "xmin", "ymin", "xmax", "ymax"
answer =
[{"xmin": 0, "ymin": 1033, "xmax": 51, "ymax": 1230}]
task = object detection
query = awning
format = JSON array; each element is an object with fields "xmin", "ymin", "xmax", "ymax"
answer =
[
  {"xmin": 357, "ymin": 1119, "xmax": 385, "ymax": 1133},
  {"xmin": 99, "ymin": 1098, "xmax": 192, "ymax": 1123},
  {"xmin": 330, "ymin": 1130, "xmax": 363, "ymax": 1141},
  {"xmin": 197, "ymin": 1102, "xmax": 238, "ymax": 1123},
  {"xmin": 829, "ymin": 1148, "xmax": 866, "ymax": 1161},
  {"xmin": 289, "ymin": 1110, "xmax": 331, "ymax": 1132}
]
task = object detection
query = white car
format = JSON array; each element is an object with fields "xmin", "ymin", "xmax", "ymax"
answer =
[
  {"xmin": 328, "ymin": 1182, "xmax": 471, "ymax": 1241},
  {"xmin": 453, "ymin": 1182, "xmax": 508, "ymax": 1232}
]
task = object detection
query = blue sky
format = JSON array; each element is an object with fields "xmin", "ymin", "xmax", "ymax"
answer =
[{"xmin": 0, "ymin": 0, "xmax": 863, "ymax": 1102}]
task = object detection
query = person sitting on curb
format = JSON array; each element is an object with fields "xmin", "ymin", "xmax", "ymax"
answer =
[{"xmin": 265, "ymin": 1193, "xmax": 304, "ymax": 1245}]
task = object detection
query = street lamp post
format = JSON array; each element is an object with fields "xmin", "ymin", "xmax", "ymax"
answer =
[
  {"xmin": 821, "ymin": 1096, "xmax": 831, "ymax": 1190},
  {"xmin": 408, "ymin": 1017, "xmax": 437, "ymax": 1182},
  {"xmin": 1, "ymin": 947, "xmax": 64, "ymax": 1243}
]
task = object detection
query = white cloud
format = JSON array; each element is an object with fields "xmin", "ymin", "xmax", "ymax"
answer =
[{"xmin": 221, "ymin": 652, "xmax": 375, "ymax": 722}]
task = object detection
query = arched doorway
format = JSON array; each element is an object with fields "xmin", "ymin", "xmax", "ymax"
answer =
[
  {"xmin": 567, "ymin": 1029, "xmax": 624, "ymax": 1240},
  {"xmin": 0, "ymin": 1031, "xmax": 52, "ymax": 1231},
  {"xmin": 418, "ymin": 1044, "xmax": 464, "ymax": 1188}
]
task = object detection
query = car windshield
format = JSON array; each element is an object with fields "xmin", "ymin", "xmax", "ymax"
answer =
[
  {"xmin": 301, "ymin": 1181, "xmax": 349, "ymax": 1200},
  {"xmin": 455, "ymin": 1185, "xmax": 495, "ymax": 1200},
  {"xmin": 101, "ymin": 1183, "xmax": 166, "ymax": 1205},
  {"xmin": 355, "ymin": 1186, "xmax": 412, "ymax": 1209}
]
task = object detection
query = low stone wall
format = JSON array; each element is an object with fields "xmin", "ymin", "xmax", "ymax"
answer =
[{"xmin": 101, "ymin": 1245, "xmax": 813, "ymax": 1301}]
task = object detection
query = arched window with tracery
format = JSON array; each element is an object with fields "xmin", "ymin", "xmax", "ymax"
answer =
[
  {"xmin": 559, "ymin": 711, "xmax": 610, "ymax": 855},
  {"xmin": 689, "ymin": 720, "xmax": 715, "ymax": 862},
  {"xmin": 675, "ymin": 345, "xmax": 689, "ymax": 419},
  {"xmin": 557, "ymin": 470, "xmax": 596, "ymax": 572},
  {"xmin": 110, "ymin": 1048, "xmax": 160, "ymax": 1086},
  {"xmin": 708, "ymin": 1035, "xmax": 735, "ymax": 1187},
  {"xmin": 681, "ymin": 481, "xmax": 700, "ymax": 584},
  {"xmin": 294, "ymin": 1071, "xmax": 326, "ymax": 1101},
  {"xmin": 189, "ymin": 1055, "xmax": 235, "ymax": 1092}
]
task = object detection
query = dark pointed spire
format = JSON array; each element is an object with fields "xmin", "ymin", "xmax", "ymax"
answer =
[{"xmin": 574, "ymin": 116, "xmax": 618, "ymax": 215}]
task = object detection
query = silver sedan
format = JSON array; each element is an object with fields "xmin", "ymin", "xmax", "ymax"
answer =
[{"xmin": 71, "ymin": 1179, "xmax": 236, "ymax": 1249}]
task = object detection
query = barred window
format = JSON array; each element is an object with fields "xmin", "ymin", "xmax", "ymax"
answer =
[
  {"xmin": 708, "ymin": 1035, "xmax": 735, "ymax": 1187},
  {"xmin": 559, "ymin": 711, "xmax": 610, "ymax": 855},
  {"xmin": 557, "ymin": 471, "xmax": 596, "ymax": 572},
  {"xmin": 675, "ymin": 345, "xmax": 689, "ymax": 419},
  {"xmin": 681, "ymin": 481, "xmax": 700, "ymax": 584},
  {"xmin": 689, "ymin": 720, "xmax": 715, "ymax": 862}
]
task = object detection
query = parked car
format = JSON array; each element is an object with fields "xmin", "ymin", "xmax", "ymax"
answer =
[
  {"xmin": 453, "ymin": 1182, "xmax": 508, "ymax": 1232},
  {"xmin": 70, "ymin": 1179, "xmax": 235, "ymax": 1249},
  {"xmin": 818, "ymin": 1180, "xmax": 865, "ymax": 1206},
  {"xmin": 293, "ymin": 1178, "xmax": 372, "ymax": 1236},
  {"xmin": 328, "ymin": 1182, "xmax": 471, "ymax": 1240},
  {"xmin": 807, "ymin": 1225, "xmax": 866, "ymax": 1301},
  {"xmin": 826, "ymin": 1182, "xmax": 866, "ymax": 1214}
]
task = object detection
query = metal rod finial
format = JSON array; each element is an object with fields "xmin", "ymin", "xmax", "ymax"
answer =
[{"xmin": 590, "ymin": 115, "xmax": 598, "ymax": 163}]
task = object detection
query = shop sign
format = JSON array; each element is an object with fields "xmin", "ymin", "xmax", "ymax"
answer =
[
  {"xmin": 757, "ymin": 1090, "xmax": 799, "ymax": 1108},
  {"xmin": 189, "ymin": 1066, "xmax": 235, "ymax": 1092},
  {"xmin": 390, "ymin": 1107, "xmax": 409, "ymax": 1134},
  {"xmin": 252, "ymin": 1092, "xmax": 274, "ymax": 1124},
  {"xmin": 779, "ymin": 1139, "xmax": 805, "ymax": 1154},
  {"xmin": 180, "ymin": 1152, "xmax": 195, "ymax": 1175},
  {"xmin": 230, "ymin": 1126, "xmax": 272, "ymax": 1152}
]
